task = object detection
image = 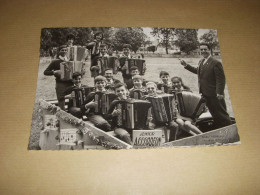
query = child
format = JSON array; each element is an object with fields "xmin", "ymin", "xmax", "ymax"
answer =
[
  {"xmin": 64, "ymin": 72, "xmax": 91, "ymax": 118},
  {"xmin": 106, "ymin": 83, "xmax": 133, "ymax": 145},
  {"xmin": 129, "ymin": 75, "xmax": 147, "ymax": 99},
  {"xmin": 144, "ymin": 82, "xmax": 179, "ymax": 142},
  {"xmin": 104, "ymin": 68, "xmax": 120, "ymax": 90},
  {"xmin": 171, "ymin": 76, "xmax": 191, "ymax": 92},
  {"xmin": 90, "ymin": 44, "xmax": 110, "ymax": 76},
  {"xmin": 44, "ymin": 45, "xmax": 72, "ymax": 110},
  {"xmin": 125, "ymin": 66, "xmax": 141, "ymax": 89},
  {"xmin": 119, "ymin": 44, "xmax": 133, "ymax": 83},
  {"xmin": 81, "ymin": 76, "xmax": 111, "ymax": 131},
  {"xmin": 157, "ymin": 71, "xmax": 172, "ymax": 93},
  {"xmin": 66, "ymin": 33, "xmax": 75, "ymax": 47},
  {"xmin": 87, "ymin": 31, "xmax": 104, "ymax": 76}
]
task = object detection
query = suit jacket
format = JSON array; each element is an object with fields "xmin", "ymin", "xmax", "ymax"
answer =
[{"xmin": 184, "ymin": 56, "xmax": 226, "ymax": 97}]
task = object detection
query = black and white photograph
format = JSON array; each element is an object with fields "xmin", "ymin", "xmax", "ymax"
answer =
[{"xmin": 28, "ymin": 27, "xmax": 240, "ymax": 150}]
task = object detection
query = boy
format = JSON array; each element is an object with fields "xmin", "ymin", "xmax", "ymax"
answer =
[
  {"xmin": 106, "ymin": 83, "xmax": 133, "ymax": 145},
  {"xmin": 157, "ymin": 71, "xmax": 172, "ymax": 93},
  {"xmin": 90, "ymin": 44, "xmax": 109, "ymax": 77},
  {"xmin": 64, "ymin": 72, "xmax": 92, "ymax": 118},
  {"xmin": 144, "ymin": 82, "xmax": 179, "ymax": 142},
  {"xmin": 86, "ymin": 31, "xmax": 104, "ymax": 67},
  {"xmin": 119, "ymin": 44, "xmax": 134, "ymax": 83},
  {"xmin": 104, "ymin": 68, "xmax": 120, "ymax": 91},
  {"xmin": 129, "ymin": 75, "xmax": 147, "ymax": 99},
  {"xmin": 125, "ymin": 66, "xmax": 140, "ymax": 89},
  {"xmin": 66, "ymin": 33, "xmax": 75, "ymax": 47},
  {"xmin": 81, "ymin": 76, "xmax": 111, "ymax": 131},
  {"xmin": 44, "ymin": 45, "xmax": 72, "ymax": 110}
]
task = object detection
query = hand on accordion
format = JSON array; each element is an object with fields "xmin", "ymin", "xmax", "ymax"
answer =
[
  {"xmin": 121, "ymin": 64, "xmax": 127, "ymax": 71},
  {"xmin": 64, "ymin": 94, "xmax": 72, "ymax": 99},
  {"xmin": 53, "ymin": 70, "xmax": 61, "ymax": 77},
  {"xmin": 85, "ymin": 100, "xmax": 98, "ymax": 109},
  {"xmin": 112, "ymin": 109, "xmax": 121, "ymax": 117}
]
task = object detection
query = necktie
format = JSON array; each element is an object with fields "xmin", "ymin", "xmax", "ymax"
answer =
[{"xmin": 200, "ymin": 58, "xmax": 206, "ymax": 74}]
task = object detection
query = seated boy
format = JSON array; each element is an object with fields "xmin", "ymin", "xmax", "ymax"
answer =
[
  {"xmin": 157, "ymin": 71, "xmax": 172, "ymax": 93},
  {"xmin": 106, "ymin": 83, "xmax": 133, "ymax": 145},
  {"xmin": 64, "ymin": 72, "xmax": 91, "ymax": 118},
  {"xmin": 129, "ymin": 75, "xmax": 147, "ymax": 99},
  {"xmin": 143, "ymin": 82, "xmax": 179, "ymax": 141},
  {"xmin": 104, "ymin": 68, "xmax": 121, "ymax": 90},
  {"xmin": 81, "ymin": 76, "xmax": 111, "ymax": 131}
]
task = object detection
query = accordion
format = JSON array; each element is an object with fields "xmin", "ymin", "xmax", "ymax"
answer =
[
  {"xmin": 94, "ymin": 92, "xmax": 118, "ymax": 115},
  {"xmin": 97, "ymin": 56, "xmax": 119, "ymax": 75},
  {"xmin": 157, "ymin": 83, "xmax": 173, "ymax": 93},
  {"xmin": 60, "ymin": 61, "xmax": 84, "ymax": 81},
  {"xmin": 66, "ymin": 46, "xmax": 87, "ymax": 61},
  {"xmin": 146, "ymin": 94, "xmax": 177, "ymax": 123},
  {"xmin": 119, "ymin": 57, "xmax": 146, "ymax": 75},
  {"xmin": 129, "ymin": 89, "xmax": 148, "ymax": 99},
  {"xmin": 175, "ymin": 91, "xmax": 206, "ymax": 119},
  {"xmin": 116, "ymin": 99, "xmax": 151, "ymax": 130},
  {"xmin": 71, "ymin": 87, "xmax": 95, "ymax": 107}
]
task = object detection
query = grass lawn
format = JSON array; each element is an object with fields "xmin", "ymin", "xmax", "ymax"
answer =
[{"xmin": 28, "ymin": 56, "xmax": 234, "ymax": 149}]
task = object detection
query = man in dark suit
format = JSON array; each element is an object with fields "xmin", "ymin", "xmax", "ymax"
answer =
[{"xmin": 179, "ymin": 44, "xmax": 232, "ymax": 128}]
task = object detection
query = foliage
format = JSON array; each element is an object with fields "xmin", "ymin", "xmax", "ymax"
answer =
[
  {"xmin": 200, "ymin": 30, "xmax": 219, "ymax": 55},
  {"xmin": 112, "ymin": 27, "xmax": 146, "ymax": 53},
  {"xmin": 174, "ymin": 29, "xmax": 199, "ymax": 54},
  {"xmin": 150, "ymin": 28, "xmax": 175, "ymax": 54},
  {"xmin": 40, "ymin": 27, "xmax": 112, "ymax": 55}
]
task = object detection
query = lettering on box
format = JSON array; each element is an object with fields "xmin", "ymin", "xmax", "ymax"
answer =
[{"xmin": 133, "ymin": 130, "xmax": 162, "ymax": 148}]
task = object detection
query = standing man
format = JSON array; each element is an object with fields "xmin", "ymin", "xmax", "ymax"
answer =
[
  {"xmin": 179, "ymin": 44, "xmax": 232, "ymax": 128},
  {"xmin": 44, "ymin": 45, "xmax": 72, "ymax": 110}
]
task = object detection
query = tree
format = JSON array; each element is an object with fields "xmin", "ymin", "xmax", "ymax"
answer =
[
  {"xmin": 112, "ymin": 27, "xmax": 146, "ymax": 53},
  {"xmin": 174, "ymin": 29, "xmax": 199, "ymax": 54},
  {"xmin": 200, "ymin": 30, "xmax": 219, "ymax": 55},
  {"xmin": 150, "ymin": 28, "xmax": 175, "ymax": 54}
]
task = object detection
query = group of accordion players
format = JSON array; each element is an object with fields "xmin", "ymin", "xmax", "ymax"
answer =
[{"xmin": 44, "ymin": 32, "xmax": 208, "ymax": 145}]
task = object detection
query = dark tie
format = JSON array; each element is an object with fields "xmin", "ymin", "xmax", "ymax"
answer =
[{"xmin": 200, "ymin": 58, "xmax": 206, "ymax": 74}]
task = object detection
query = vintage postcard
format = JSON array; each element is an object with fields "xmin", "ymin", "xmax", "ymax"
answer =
[{"xmin": 28, "ymin": 27, "xmax": 240, "ymax": 150}]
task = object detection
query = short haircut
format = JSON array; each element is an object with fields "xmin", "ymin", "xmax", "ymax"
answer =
[
  {"xmin": 146, "ymin": 81, "xmax": 157, "ymax": 88},
  {"xmin": 94, "ymin": 31, "xmax": 103, "ymax": 39},
  {"xmin": 114, "ymin": 82, "xmax": 127, "ymax": 90},
  {"xmin": 123, "ymin": 44, "xmax": 132, "ymax": 49},
  {"xmin": 59, "ymin": 45, "xmax": 67, "ymax": 51},
  {"xmin": 200, "ymin": 43, "xmax": 210, "ymax": 49},
  {"xmin": 66, "ymin": 34, "xmax": 75, "ymax": 41},
  {"xmin": 94, "ymin": 75, "xmax": 106, "ymax": 83},
  {"xmin": 130, "ymin": 66, "xmax": 139, "ymax": 71},
  {"xmin": 72, "ymin": 72, "xmax": 82, "ymax": 79},
  {"xmin": 159, "ymin": 71, "xmax": 169, "ymax": 77},
  {"xmin": 104, "ymin": 68, "xmax": 113, "ymax": 73},
  {"xmin": 99, "ymin": 44, "xmax": 107, "ymax": 48},
  {"xmin": 132, "ymin": 75, "xmax": 143, "ymax": 81}
]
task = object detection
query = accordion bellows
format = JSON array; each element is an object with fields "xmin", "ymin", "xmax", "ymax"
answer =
[
  {"xmin": 98, "ymin": 56, "xmax": 119, "ymax": 75},
  {"xmin": 71, "ymin": 87, "xmax": 95, "ymax": 107},
  {"xmin": 119, "ymin": 57, "xmax": 146, "ymax": 75},
  {"xmin": 116, "ymin": 99, "xmax": 151, "ymax": 130},
  {"xmin": 94, "ymin": 92, "xmax": 118, "ymax": 115},
  {"xmin": 176, "ymin": 91, "xmax": 206, "ymax": 119},
  {"xmin": 60, "ymin": 61, "xmax": 83, "ymax": 81},
  {"xmin": 66, "ymin": 46, "xmax": 87, "ymax": 61},
  {"xmin": 147, "ymin": 94, "xmax": 177, "ymax": 123}
]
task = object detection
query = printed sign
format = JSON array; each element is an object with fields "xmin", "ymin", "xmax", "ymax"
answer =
[
  {"xmin": 133, "ymin": 130, "xmax": 162, "ymax": 148},
  {"xmin": 59, "ymin": 128, "xmax": 78, "ymax": 145}
]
